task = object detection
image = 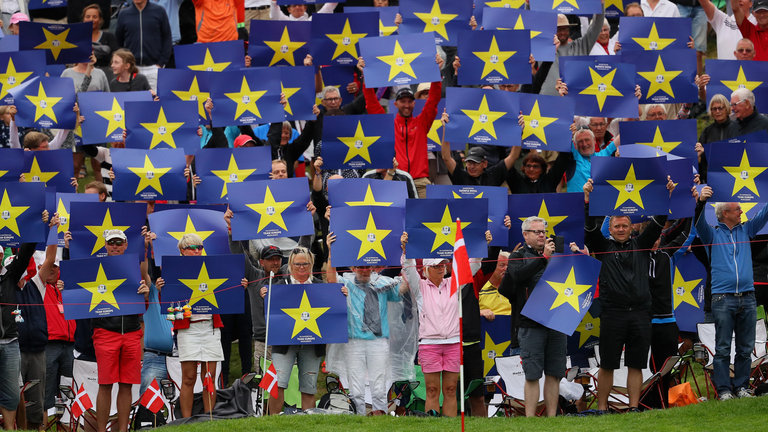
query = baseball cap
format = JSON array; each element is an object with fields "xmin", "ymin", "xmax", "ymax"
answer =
[
  {"xmin": 10, "ymin": 13, "xmax": 29, "ymax": 25},
  {"xmin": 465, "ymin": 147, "xmax": 487, "ymax": 163},
  {"xmin": 261, "ymin": 245, "xmax": 283, "ymax": 260},
  {"xmin": 422, "ymin": 258, "xmax": 448, "ymax": 267},
  {"xmin": 755, "ymin": 0, "xmax": 768, "ymax": 12},
  {"xmin": 234, "ymin": 134, "xmax": 257, "ymax": 148},
  {"xmin": 395, "ymin": 87, "xmax": 415, "ymax": 101},
  {"xmin": 103, "ymin": 229, "xmax": 127, "ymax": 242}
]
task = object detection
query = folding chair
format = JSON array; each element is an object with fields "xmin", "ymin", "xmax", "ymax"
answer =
[
  {"xmin": 588, "ymin": 346, "xmax": 658, "ymax": 411},
  {"xmin": 494, "ymin": 355, "xmax": 581, "ymax": 417}
]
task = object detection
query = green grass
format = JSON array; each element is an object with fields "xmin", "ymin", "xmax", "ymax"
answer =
[{"xmin": 156, "ymin": 396, "xmax": 765, "ymax": 432}]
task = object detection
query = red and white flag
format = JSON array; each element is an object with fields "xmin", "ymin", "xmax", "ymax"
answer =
[
  {"xmin": 259, "ymin": 363, "xmax": 279, "ymax": 399},
  {"xmin": 203, "ymin": 371, "xmax": 215, "ymax": 395},
  {"xmin": 71, "ymin": 384, "xmax": 93, "ymax": 419},
  {"xmin": 140, "ymin": 378, "xmax": 165, "ymax": 413},
  {"xmin": 451, "ymin": 219, "xmax": 473, "ymax": 297}
]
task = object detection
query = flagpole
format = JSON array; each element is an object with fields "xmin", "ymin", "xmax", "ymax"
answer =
[
  {"xmin": 456, "ymin": 218, "xmax": 465, "ymax": 432},
  {"xmin": 261, "ymin": 271, "xmax": 275, "ymax": 416}
]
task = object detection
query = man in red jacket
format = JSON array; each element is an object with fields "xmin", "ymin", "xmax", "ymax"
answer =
[{"xmin": 361, "ymin": 62, "xmax": 442, "ymax": 198}]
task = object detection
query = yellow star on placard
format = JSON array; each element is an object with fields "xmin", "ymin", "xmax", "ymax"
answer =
[
  {"xmin": 0, "ymin": 189, "xmax": 29, "ymax": 236},
  {"xmin": 452, "ymin": 191, "xmax": 493, "ymax": 223},
  {"xmin": 281, "ymin": 82, "xmax": 301, "ymax": 116},
  {"xmin": 95, "ymin": 98, "xmax": 126, "ymax": 138},
  {"xmin": 547, "ymin": 267, "xmax": 592, "ymax": 312},
  {"xmin": 326, "ymin": 19, "xmax": 367, "ymax": 60},
  {"xmin": 167, "ymin": 215, "xmax": 214, "ymax": 256},
  {"xmin": 347, "ymin": 212, "xmax": 391, "ymax": 259},
  {"xmin": 379, "ymin": 19, "xmax": 398, "ymax": 36},
  {"xmin": 632, "ymin": 23, "xmax": 675, "ymax": 51},
  {"xmin": 78, "ymin": 264, "xmax": 126, "ymax": 311},
  {"xmin": 486, "ymin": 0, "xmax": 526, "ymax": 7},
  {"xmin": 210, "ymin": 154, "xmax": 257, "ymax": 198},
  {"xmin": 25, "ymin": 82, "xmax": 62, "ymax": 123},
  {"xmin": 187, "ymin": 48, "xmax": 231, "ymax": 72},
  {"xmin": 519, "ymin": 200, "xmax": 567, "ymax": 237},
  {"xmin": 172, "ymin": 76, "xmax": 210, "ymax": 118},
  {"xmin": 604, "ymin": 0, "xmax": 624, "ymax": 12},
  {"xmin": 345, "ymin": 185, "xmax": 394, "ymax": 207},
  {"xmin": 225, "ymin": 76, "xmax": 267, "ymax": 120},
  {"xmin": 427, "ymin": 119, "xmax": 443, "ymax": 146},
  {"xmin": 553, "ymin": 0, "xmax": 580, "ymax": 9},
  {"xmin": 574, "ymin": 312, "xmax": 600, "ymax": 347},
  {"xmin": 84, "ymin": 209, "xmax": 130, "ymax": 256},
  {"xmin": 55, "ymin": 198, "xmax": 71, "ymax": 234},
  {"xmin": 126, "ymin": 155, "xmax": 171, "ymax": 195},
  {"xmin": 709, "ymin": 202, "xmax": 757, "ymax": 223},
  {"xmin": 521, "ymin": 100, "xmax": 558, "ymax": 145},
  {"xmin": 635, "ymin": 126, "xmax": 682, "ymax": 153},
  {"xmin": 422, "ymin": 205, "xmax": 471, "ymax": 252},
  {"xmin": 637, "ymin": 56, "xmax": 682, "ymax": 99},
  {"xmin": 281, "ymin": 290, "xmax": 330, "ymax": 338},
  {"xmin": 34, "ymin": 27, "xmax": 77, "ymax": 60},
  {"xmin": 377, "ymin": 40, "xmax": 421, "ymax": 81},
  {"xmin": 607, "ymin": 164, "xmax": 654, "ymax": 209},
  {"xmin": 473, "ymin": 35, "xmax": 516, "ymax": 79},
  {"xmin": 338, "ymin": 121, "xmax": 380, "ymax": 164},
  {"xmin": 724, "ymin": 150, "xmax": 767, "ymax": 197},
  {"xmin": 178, "ymin": 262, "xmax": 227, "ymax": 308},
  {"xmin": 720, "ymin": 66, "xmax": 763, "ymax": 93},
  {"xmin": 672, "ymin": 267, "xmax": 702, "ymax": 309},
  {"xmin": 461, "ymin": 95, "xmax": 507, "ymax": 139},
  {"xmin": 246, "ymin": 186, "xmax": 294, "ymax": 232},
  {"xmin": 140, "ymin": 107, "xmax": 185, "ymax": 149},
  {"xmin": 482, "ymin": 331, "xmax": 511, "ymax": 376},
  {"xmin": 23, "ymin": 156, "xmax": 59, "ymax": 185},
  {"xmin": 413, "ymin": 0, "xmax": 458, "ymax": 41},
  {"xmin": 579, "ymin": 67, "xmax": 623, "ymax": 112},
  {"xmin": 512, "ymin": 15, "xmax": 541, "ymax": 38},
  {"xmin": 0, "ymin": 58, "xmax": 33, "ymax": 100},
  {"xmin": 265, "ymin": 27, "xmax": 306, "ymax": 66},
  {"xmin": 0, "ymin": 170, "xmax": 6, "ymax": 179}
]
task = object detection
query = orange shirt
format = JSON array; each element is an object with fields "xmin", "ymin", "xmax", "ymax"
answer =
[{"xmin": 192, "ymin": 0, "xmax": 244, "ymax": 43}]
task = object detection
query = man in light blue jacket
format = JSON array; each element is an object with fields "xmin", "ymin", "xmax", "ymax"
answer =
[{"xmin": 694, "ymin": 185, "xmax": 768, "ymax": 400}]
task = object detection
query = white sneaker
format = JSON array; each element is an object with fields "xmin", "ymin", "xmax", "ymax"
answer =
[
  {"xmin": 736, "ymin": 388, "xmax": 755, "ymax": 398},
  {"xmin": 719, "ymin": 391, "xmax": 735, "ymax": 401}
]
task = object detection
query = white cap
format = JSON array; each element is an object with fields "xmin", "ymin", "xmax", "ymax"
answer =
[
  {"xmin": 422, "ymin": 258, "xmax": 449, "ymax": 267},
  {"xmin": 103, "ymin": 229, "xmax": 127, "ymax": 242}
]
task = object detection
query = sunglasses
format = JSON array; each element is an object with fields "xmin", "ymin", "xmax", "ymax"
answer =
[
  {"xmin": 183, "ymin": 245, "xmax": 204, "ymax": 251},
  {"xmin": 106, "ymin": 239, "xmax": 125, "ymax": 246}
]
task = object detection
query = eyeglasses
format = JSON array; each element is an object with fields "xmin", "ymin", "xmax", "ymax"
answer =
[
  {"xmin": 732, "ymin": 99, "xmax": 748, "ymax": 106},
  {"xmin": 292, "ymin": 262, "xmax": 310, "ymax": 268},
  {"xmin": 710, "ymin": 106, "xmax": 725, "ymax": 112},
  {"xmin": 183, "ymin": 245, "xmax": 204, "ymax": 251},
  {"xmin": 736, "ymin": 48, "xmax": 754, "ymax": 53},
  {"xmin": 323, "ymin": 97, "xmax": 341, "ymax": 102},
  {"xmin": 106, "ymin": 239, "xmax": 125, "ymax": 246},
  {"xmin": 524, "ymin": 229, "xmax": 547, "ymax": 236}
]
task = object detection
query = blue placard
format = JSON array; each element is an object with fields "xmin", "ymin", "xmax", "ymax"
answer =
[
  {"xmin": 519, "ymin": 93, "xmax": 574, "ymax": 152},
  {"xmin": 160, "ymin": 255, "xmax": 245, "ymax": 315},
  {"xmin": 405, "ymin": 198, "xmax": 488, "ymax": 259},
  {"xmin": 69, "ymin": 201, "xmax": 147, "ymax": 259},
  {"xmin": 666, "ymin": 158, "xmax": 696, "ymax": 219},
  {"xmin": 209, "ymin": 68, "xmax": 284, "ymax": 126},
  {"xmin": 622, "ymin": 49, "xmax": 698, "ymax": 104},
  {"xmin": 672, "ymin": 252, "xmax": 706, "ymax": 333},
  {"xmin": 18, "ymin": 21, "xmax": 91, "ymax": 64},
  {"xmin": 53, "ymin": 192, "xmax": 99, "ymax": 247},
  {"xmin": 480, "ymin": 315, "xmax": 513, "ymax": 376},
  {"xmin": 445, "ymin": 87, "xmax": 520, "ymax": 147},
  {"xmin": 194, "ymin": 147, "xmax": 272, "ymax": 204},
  {"xmin": 148, "ymin": 208, "xmax": 230, "ymax": 267},
  {"xmin": 482, "ymin": 8, "xmax": 557, "ymax": 62},
  {"xmin": 521, "ymin": 254, "xmax": 601, "ymax": 336},
  {"xmin": 266, "ymin": 283, "xmax": 348, "ymax": 345},
  {"xmin": 0, "ymin": 182, "xmax": 46, "ymax": 246},
  {"xmin": 705, "ymin": 201, "xmax": 768, "ymax": 236},
  {"xmin": 124, "ymin": 100, "xmax": 201, "ymax": 154},
  {"xmin": 111, "ymin": 148, "xmax": 187, "ymax": 201},
  {"xmin": 604, "ymin": 0, "xmax": 634, "ymax": 18},
  {"xmin": 705, "ymin": 59, "xmax": 768, "ymax": 115},
  {"xmin": 508, "ymin": 192, "xmax": 585, "ymax": 247},
  {"xmin": 0, "ymin": 148, "xmax": 25, "ymax": 182},
  {"xmin": 399, "ymin": 0, "xmax": 473, "ymax": 46},
  {"xmin": 320, "ymin": 113, "xmax": 396, "ymax": 170},
  {"xmin": 327, "ymin": 178, "xmax": 408, "ymax": 208},
  {"xmin": 707, "ymin": 142, "xmax": 768, "ymax": 202},
  {"xmin": 228, "ymin": 178, "xmax": 314, "ymax": 240},
  {"xmin": 559, "ymin": 56, "xmax": 638, "ymax": 118},
  {"xmin": 60, "ymin": 254, "xmax": 145, "ymax": 320},
  {"xmin": 472, "ymin": 0, "xmax": 525, "ymax": 24},
  {"xmin": 78, "ymin": 91, "xmax": 153, "ymax": 144},
  {"xmin": 329, "ymin": 206, "xmax": 404, "ymax": 267},
  {"xmin": 174, "ymin": 40, "xmax": 245, "ymax": 72},
  {"xmin": 9, "ymin": 76, "xmax": 76, "ymax": 129},
  {"xmin": 530, "ymin": 0, "xmax": 602, "ymax": 15},
  {"xmin": 248, "ymin": 20, "xmax": 312, "ymax": 67},
  {"xmin": 618, "ymin": 17, "xmax": 691, "ymax": 52},
  {"xmin": 28, "ymin": 0, "xmax": 67, "ymax": 9},
  {"xmin": 23, "ymin": 149, "xmax": 75, "ymax": 192},
  {"xmin": 345, "ymin": 6, "xmax": 400, "ymax": 36},
  {"xmin": 358, "ymin": 33, "xmax": 442, "ymax": 87},
  {"xmin": 320, "ymin": 64, "xmax": 357, "ymax": 105},
  {"xmin": 457, "ymin": 30, "xmax": 531, "ymax": 85},
  {"xmin": 426, "ymin": 184, "xmax": 508, "ymax": 247},
  {"xmin": 590, "ymin": 156, "xmax": 669, "ymax": 216},
  {"xmin": 619, "ymin": 119, "xmax": 698, "ymax": 162},
  {"xmin": 157, "ymin": 68, "xmax": 212, "ymax": 123},
  {"xmin": 567, "ymin": 310, "xmax": 600, "ymax": 368},
  {"xmin": 279, "ymin": 66, "xmax": 317, "ymax": 121},
  {"xmin": 0, "ymin": 50, "xmax": 46, "ymax": 105},
  {"xmin": 311, "ymin": 12, "xmax": 378, "ymax": 67}
]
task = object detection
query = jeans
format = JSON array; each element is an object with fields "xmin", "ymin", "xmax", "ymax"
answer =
[
  {"xmin": 676, "ymin": 4, "xmax": 707, "ymax": 52},
  {"xmin": 140, "ymin": 351, "xmax": 169, "ymax": 395},
  {"xmin": 0, "ymin": 340, "xmax": 20, "ymax": 411},
  {"xmin": 45, "ymin": 341, "xmax": 74, "ymax": 409},
  {"xmin": 712, "ymin": 292, "xmax": 756, "ymax": 394},
  {"xmin": 346, "ymin": 338, "xmax": 389, "ymax": 414}
]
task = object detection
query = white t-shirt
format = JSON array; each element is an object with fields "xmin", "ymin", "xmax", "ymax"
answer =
[
  {"xmin": 709, "ymin": 9, "xmax": 757, "ymax": 60},
  {"xmin": 641, "ymin": 0, "xmax": 681, "ymax": 17}
]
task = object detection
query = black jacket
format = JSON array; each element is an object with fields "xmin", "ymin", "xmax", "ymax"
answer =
[
  {"xmin": 115, "ymin": 3, "xmax": 173, "ymax": 66},
  {"xmin": 507, "ymin": 151, "xmax": 571, "ymax": 194},
  {"xmin": 499, "ymin": 244, "xmax": 549, "ymax": 349},
  {"xmin": 0, "ymin": 243, "xmax": 36, "ymax": 340},
  {"xmin": 266, "ymin": 121, "xmax": 316, "ymax": 178},
  {"xmin": 736, "ymin": 110, "xmax": 768, "ymax": 136},
  {"xmin": 584, "ymin": 204, "xmax": 666, "ymax": 310}
]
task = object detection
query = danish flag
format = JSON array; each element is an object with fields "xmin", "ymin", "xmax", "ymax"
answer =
[
  {"xmin": 71, "ymin": 384, "xmax": 93, "ymax": 419},
  {"xmin": 450, "ymin": 219, "xmax": 473, "ymax": 296},
  {"xmin": 203, "ymin": 371, "xmax": 215, "ymax": 395},
  {"xmin": 259, "ymin": 363, "xmax": 279, "ymax": 398},
  {"xmin": 139, "ymin": 378, "xmax": 165, "ymax": 413}
]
